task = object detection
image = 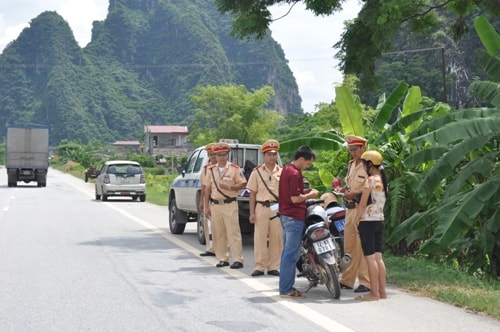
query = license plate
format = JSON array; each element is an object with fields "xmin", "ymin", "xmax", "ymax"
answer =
[
  {"xmin": 120, "ymin": 177, "xmax": 130, "ymax": 184},
  {"xmin": 313, "ymin": 238, "xmax": 335, "ymax": 254}
]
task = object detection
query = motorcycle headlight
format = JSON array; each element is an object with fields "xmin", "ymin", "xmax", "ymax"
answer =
[{"xmin": 310, "ymin": 227, "xmax": 330, "ymax": 241}]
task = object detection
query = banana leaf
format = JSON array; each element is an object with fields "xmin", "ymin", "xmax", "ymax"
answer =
[
  {"xmin": 402, "ymin": 86, "xmax": 423, "ymax": 133},
  {"xmin": 412, "ymin": 113, "xmax": 500, "ymax": 146},
  {"xmin": 443, "ymin": 152, "xmax": 498, "ymax": 197},
  {"xmin": 280, "ymin": 136, "xmax": 344, "ymax": 154},
  {"xmin": 373, "ymin": 81, "xmax": 409, "ymax": 131},
  {"xmin": 469, "ymin": 79, "xmax": 500, "ymax": 107},
  {"xmin": 474, "ymin": 15, "xmax": 500, "ymax": 55},
  {"xmin": 416, "ymin": 134, "xmax": 495, "ymax": 195},
  {"xmin": 335, "ymin": 86, "xmax": 364, "ymax": 136},
  {"xmin": 411, "ymin": 108, "xmax": 497, "ymax": 139},
  {"xmin": 419, "ymin": 174, "xmax": 500, "ymax": 253}
]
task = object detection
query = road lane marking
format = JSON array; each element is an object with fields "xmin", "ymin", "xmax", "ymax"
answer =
[{"xmin": 66, "ymin": 177, "xmax": 354, "ymax": 332}]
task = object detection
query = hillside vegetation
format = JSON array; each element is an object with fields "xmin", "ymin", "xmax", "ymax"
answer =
[{"xmin": 0, "ymin": 0, "xmax": 300, "ymax": 145}]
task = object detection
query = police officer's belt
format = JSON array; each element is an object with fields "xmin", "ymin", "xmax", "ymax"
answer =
[
  {"xmin": 210, "ymin": 197, "xmax": 236, "ymax": 205},
  {"xmin": 345, "ymin": 201, "xmax": 357, "ymax": 209},
  {"xmin": 257, "ymin": 200, "xmax": 277, "ymax": 207}
]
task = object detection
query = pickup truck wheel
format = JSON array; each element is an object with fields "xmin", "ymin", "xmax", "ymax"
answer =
[
  {"xmin": 197, "ymin": 213, "xmax": 206, "ymax": 245},
  {"xmin": 139, "ymin": 195, "xmax": 146, "ymax": 202},
  {"xmin": 169, "ymin": 198, "xmax": 187, "ymax": 234}
]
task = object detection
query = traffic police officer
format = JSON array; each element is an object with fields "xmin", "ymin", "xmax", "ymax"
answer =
[
  {"xmin": 204, "ymin": 142, "xmax": 247, "ymax": 269},
  {"xmin": 199, "ymin": 142, "xmax": 217, "ymax": 257},
  {"xmin": 247, "ymin": 139, "xmax": 283, "ymax": 277},
  {"xmin": 336, "ymin": 135, "xmax": 371, "ymax": 292}
]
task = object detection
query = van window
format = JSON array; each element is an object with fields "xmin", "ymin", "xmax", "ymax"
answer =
[
  {"xmin": 193, "ymin": 149, "xmax": 207, "ymax": 172},
  {"xmin": 230, "ymin": 148, "xmax": 260, "ymax": 168},
  {"xmin": 185, "ymin": 150, "xmax": 201, "ymax": 174},
  {"xmin": 244, "ymin": 148, "xmax": 259, "ymax": 166}
]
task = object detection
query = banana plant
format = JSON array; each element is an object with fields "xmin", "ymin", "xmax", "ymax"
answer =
[{"xmin": 387, "ymin": 16, "xmax": 500, "ymax": 275}]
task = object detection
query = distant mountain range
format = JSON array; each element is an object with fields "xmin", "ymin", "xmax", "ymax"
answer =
[{"xmin": 0, "ymin": 0, "xmax": 301, "ymax": 144}]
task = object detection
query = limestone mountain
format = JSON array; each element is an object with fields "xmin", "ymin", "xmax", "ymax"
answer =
[{"xmin": 0, "ymin": 0, "xmax": 301, "ymax": 144}]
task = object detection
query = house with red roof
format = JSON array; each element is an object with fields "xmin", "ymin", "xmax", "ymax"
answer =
[{"xmin": 144, "ymin": 125, "xmax": 189, "ymax": 156}]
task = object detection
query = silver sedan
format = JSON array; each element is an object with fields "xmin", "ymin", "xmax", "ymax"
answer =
[{"xmin": 95, "ymin": 160, "xmax": 146, "ymax": 202}]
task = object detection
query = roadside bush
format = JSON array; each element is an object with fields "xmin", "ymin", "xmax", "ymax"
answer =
[
  {"xmin": 127, "ymin": 154, "xmax": 155, "ymax": 167},
  {"xmin": 144, "ymin": 166, "xmax": 166, "ymax": 175}
]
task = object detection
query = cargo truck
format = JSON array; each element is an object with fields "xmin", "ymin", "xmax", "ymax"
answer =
[{"xmin": 6, "ymin": 124, "xmax": 49, "ymax": 187}]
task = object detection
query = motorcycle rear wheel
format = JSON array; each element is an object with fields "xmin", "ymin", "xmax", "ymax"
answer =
[{"xmin": 318, "ymin": 256, "xmax": 341, "ymax": 299}]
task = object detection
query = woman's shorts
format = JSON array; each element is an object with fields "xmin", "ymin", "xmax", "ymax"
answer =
[{"xmin": 358, "ymin": 221, "xmax": 385, "ymax": 256}]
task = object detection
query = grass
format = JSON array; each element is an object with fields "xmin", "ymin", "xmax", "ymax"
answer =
[
  {"xmin": 55, "ymin": 163, "xmax": 500, "ymax": 321},
  {"xmin": 385, "ymin": 255, "xmax": 500, "ymax": 320}
]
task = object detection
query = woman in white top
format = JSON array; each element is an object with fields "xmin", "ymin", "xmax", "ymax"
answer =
[{"xmin": 354, "ymin": 150, "xmax": 389, "ymax": 301}]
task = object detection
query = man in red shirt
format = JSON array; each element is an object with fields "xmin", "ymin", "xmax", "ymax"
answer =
[{"xmin": 278, "ymin": 146, "xmax": 319, "ymax": 298}]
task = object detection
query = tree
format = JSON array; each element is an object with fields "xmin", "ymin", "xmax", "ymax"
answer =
[
  {"xmin": 215, "ymin": 0, "xmax": 500, "ymax": 89},
  {"xmin": 188, "ymin": 84, "xmax": 283, "ymax": 146}
]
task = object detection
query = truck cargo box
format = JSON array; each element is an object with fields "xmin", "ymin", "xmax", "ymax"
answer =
[{"xmin": 6, "ymin": 124, "xmax": 49, "ymax": 187}]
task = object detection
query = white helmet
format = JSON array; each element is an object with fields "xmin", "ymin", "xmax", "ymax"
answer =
[{"xmin": 305, "ymin": 205, "xmax": 327, "ymax": 226}]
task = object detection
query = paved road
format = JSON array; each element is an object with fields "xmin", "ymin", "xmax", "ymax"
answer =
[{"xmin": 0, "ymin": 167, "xmax": 498, "ymax": 331}]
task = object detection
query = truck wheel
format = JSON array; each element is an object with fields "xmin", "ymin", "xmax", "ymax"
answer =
[
  {"xmin": 169, "ymin": 198, "xmax": 187, "ymax": 234},
  {"xmin": 139, "ymin": 195, "xmax": 146, "ymax": 202},
  {"xmin": 197, "ymin": 213, "xmax": 206, "ymax": 245}
]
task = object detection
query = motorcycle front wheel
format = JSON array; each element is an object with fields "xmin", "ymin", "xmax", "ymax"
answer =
[{"xmin": 318, "ymin": 256, "xmax": 341, "ymax": 299}]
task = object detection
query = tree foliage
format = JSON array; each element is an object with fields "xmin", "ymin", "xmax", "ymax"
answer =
[
  {"xmin": 188, "ymin": 84, "xmax": 283, "ymax": 146},
  {"xmin": 215, "ymin": 0, "xmax": 500, "ymax": 91}
]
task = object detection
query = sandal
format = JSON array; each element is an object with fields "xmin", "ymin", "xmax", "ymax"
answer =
[
  {"xmin": 355, "ymin": 294, "xmax": 379, "ymax": 301},
  {"xmin": 280, "ymin": 288, "xmax": 305, "ymax": 298}
]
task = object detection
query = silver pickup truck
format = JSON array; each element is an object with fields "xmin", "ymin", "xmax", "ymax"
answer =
[{"xmin": 168, "ymin": 140, "xmax": 281, "ymax": 243}]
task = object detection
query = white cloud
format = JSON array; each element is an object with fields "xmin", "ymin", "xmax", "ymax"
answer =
[
  {"xmin": 0, "ymin": 0, "xmax": 108, "ymax": 51},
  {"xmin": 0, "ymin": 0, "xmax": 361, "ymax": 114},
  {"xmin": 58, "ymin": 0, "xmax": 107, "ymax": 47}
]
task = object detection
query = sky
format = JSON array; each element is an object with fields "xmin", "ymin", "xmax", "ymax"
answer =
[{"xmin": 0, "ymin": 0, "xmax": 361, "ymax": 113}]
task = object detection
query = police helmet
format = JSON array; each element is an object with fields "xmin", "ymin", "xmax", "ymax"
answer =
[{"xmin": 320, "ymin": 192, "xmax": 337, "ymax": 209}]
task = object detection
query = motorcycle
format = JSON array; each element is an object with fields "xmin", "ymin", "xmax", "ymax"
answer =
[{"xmin": 297, "ymin": 199, "xmax": 342, "ymax": 299}]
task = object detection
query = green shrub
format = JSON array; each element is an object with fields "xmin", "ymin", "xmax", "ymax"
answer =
[{"xmin": 144, "ymin": 166, "xmax": 166, "ymax": 175}]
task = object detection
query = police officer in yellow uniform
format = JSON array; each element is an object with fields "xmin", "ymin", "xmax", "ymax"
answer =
[
  {"xmin": 199, "ymin": 143, "xmax": 217, "ymax": 257},
  {"xmin": 204, "ymin": 142, "xmax": 247, "ymax": 269},
  {"xmin": 247, "ymin": 140, "xmax": 283, "ymax": 277},
  {"xmin": 336, "ymin": 135, "xmax": 371, "ymax": 293}
]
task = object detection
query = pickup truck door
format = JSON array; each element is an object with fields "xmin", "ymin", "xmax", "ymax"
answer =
[{"xmin": 177, "ymin": 149, "xmax": 205, "ymax": 211}]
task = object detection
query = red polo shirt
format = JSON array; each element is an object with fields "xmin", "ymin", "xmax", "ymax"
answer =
[{"xmin": 278, "ymin": 163, "xmax": 306, "ymax": 221}]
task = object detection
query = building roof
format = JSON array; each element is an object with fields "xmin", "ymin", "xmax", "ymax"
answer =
[
  {"xmin": 145, "ymin": 125, "xmax": 188, "ymax": 134},
  {"xmin": 111, "ymin": 141, "xmax": 141, "ymax": 146}
]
